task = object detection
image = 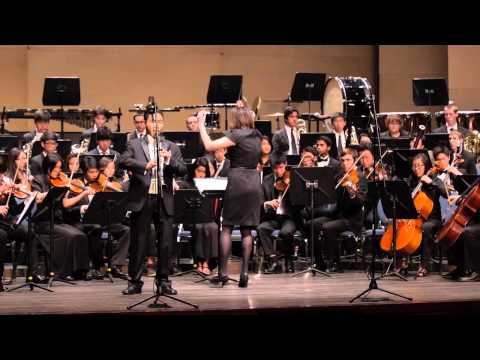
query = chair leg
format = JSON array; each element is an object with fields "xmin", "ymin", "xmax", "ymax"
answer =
[{"xmin": 11, "ymin": 241, "xmax": 17, "ymax": 281}]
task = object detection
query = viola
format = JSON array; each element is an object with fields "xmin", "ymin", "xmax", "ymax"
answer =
[{"xmin": 97, "ymin": 173, "xmax": 123, "ymax": 192}]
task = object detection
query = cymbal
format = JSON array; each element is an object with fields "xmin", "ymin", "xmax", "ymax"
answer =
[{"xmin": 263, "ymin": 112, "xmax": 284, "ymax": 118}]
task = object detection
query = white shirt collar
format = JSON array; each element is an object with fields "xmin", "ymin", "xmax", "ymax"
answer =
[{"xmin": 97, "ymin": 146, "xmax": 110, "ymax": 155}]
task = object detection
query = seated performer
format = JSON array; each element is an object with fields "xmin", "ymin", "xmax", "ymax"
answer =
[
  {"xmin": 62, "ymin": 156, "xmax": 130, "ymax": 280},
  {"xmin": 186, "ymin": 113, "xmax": 200, "ymax": 132},
  {"xmin": 407, "ymin": 153, "xmax": 446, "ymax": 277},
  {"xmin": 177, "ymin": 157, "xmax": 218, "ymax": 275},
  {"xmin": 256, "ymin": 156, "xmax": 297, "ymax": 273},
  {"xmin": 315, "ymin": 135, "xmax": 341, "ymax": 177},
  {"xmin": 211, "ymin": 147, "xmax": 230, "ymax": 178},
  {"xmin": 433, "ymin": 103, "xmax": 469, "ymax": 135},
  {"xmin": 448, "ymin": 130, "xmax": 477, "ymax": 175},
  {"xmin": 307, "ymin": 148, "xmax": 367, "ymax": 272},
  {"xmin": 380, "ymin": 115, "xmax": 409, "ymax": 138},
  {"xmin": 259, "ymin": 136, "xmax": 272, "ymax": 169},
  {"xmin": 81, "ymin": 106, "xmax": 108, "ymax": 141},
  {"xmin": 65, "ymin": 153, "xmax": 83, "ymax": 179},
  {"xmin": 300, "ymin": 146, "xmax": 317, "ymax": 167},
  {"xmin": 31, "ymin": 153, "xmax": 90, "ymax": 281},
  {"xmin": 30, "ymin": 131, "xmax": 58, "ymax": 177},
  {"xmin": 21, "ymin": 109, "xmax": 51, "ymax": 146}
]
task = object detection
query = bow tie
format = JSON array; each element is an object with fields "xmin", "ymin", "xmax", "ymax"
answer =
[{"xmin": 318, "ymin": 157, "xmax": 329, "ymax": 163}]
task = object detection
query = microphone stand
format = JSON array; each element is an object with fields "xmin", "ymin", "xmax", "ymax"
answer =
[
  {"xmin": 127, "ymin": 96, "xmax": 198, "ymax": 310},
  {"xmin": 350, "ymin": 92, "xmax": 412, "ymax": 302}
]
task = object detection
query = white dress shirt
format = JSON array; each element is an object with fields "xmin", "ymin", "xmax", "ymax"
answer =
[
  {"xmin": 334, "ymin": 130, "xmax": 347, "ymax": 151},
  {"xmin": 96, "ymin": 146, "xmax": 111, "ymax": 156},
  {"xmin": 446, "ymin": 123, "xmax": 458, "ymax": 134},
  {"xmin": 284, "ymin": 125, "xmax": 299, "ymax": 155},
  {"xmin": 317, "ymin": 155, "xmax": 330, "ymax": 168}
]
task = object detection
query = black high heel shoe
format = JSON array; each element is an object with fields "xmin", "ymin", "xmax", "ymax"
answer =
[
  {"xmin": 210, "ymin": 275, "xmax": 229, "ymax": 287},
  {"xmin": 238, "ymin": 274, "xmax": 249, "ymax": 288}
]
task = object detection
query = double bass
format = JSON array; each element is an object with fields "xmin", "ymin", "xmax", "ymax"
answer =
[
  {"xmin": 436, "ymin": 179, "xmax": 480, "ymax": 248},
  {"xmin": 380, "ymin": 166, "xmax": 438, "ymax": 255}
]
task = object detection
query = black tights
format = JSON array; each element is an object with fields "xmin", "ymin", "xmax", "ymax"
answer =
[{"xmin": 219, "ymin": 226, "xmax": 253, "ymax": 277}]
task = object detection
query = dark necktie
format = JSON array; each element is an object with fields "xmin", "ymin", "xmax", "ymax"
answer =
[
  {"xmin": 337, "ymin": 134, "xmax": 343, "ymax": 155},
  {"xmin": 291, "ymin": 128, "xmax": 298, "ymax": 155}
]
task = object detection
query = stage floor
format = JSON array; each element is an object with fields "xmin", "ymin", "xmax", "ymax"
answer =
[{"xmin": 1, "ymin": 271, "xmax": 480, "ymax": 317}]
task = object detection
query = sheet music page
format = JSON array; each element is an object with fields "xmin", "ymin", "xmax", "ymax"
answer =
[
  {"xmin": 194, "ymin": 177, "xmax": 228, "ymax": 193},
  {"xmin": 16, "ymin": 191, "xmax": 38, "ymax": 225}
]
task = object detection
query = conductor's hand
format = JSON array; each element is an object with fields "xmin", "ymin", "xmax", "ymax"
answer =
[
  {"xmin": 0, "ymin": 205, "xmax": 8, "ymax": 217},
  {"xmin": 197, "ymin": 110, "xmax": 208, "ymax": 127},
  {"xmin": 266, "ymin": 199, "xmax": 280, "ymax": 210},
  {"xmin": 145, "ymin": 160, "xmax": 157, "ymax": 171}
]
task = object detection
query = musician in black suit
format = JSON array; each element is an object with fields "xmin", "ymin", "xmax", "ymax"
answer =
[
  {"xmin": 127, "ymin": 113, "xmax": 147, "ymax": 143},
  {"xmin": 80, "ymin": 106, "xmax": 108, "ymax": 142},
  {"xmin": 433, "ymin": 104, "xmax": 469, "ymax": 136},
  {"xmin": 120, "ymin": 112, "xmax": 186, "ymax": 295},
  {"xmin": 21, "ymin": 109, "xmax": 51, "ymax": 146},
  {"xmin": 86, "ymin": 127, "xmax": 122, "ymax": 178},
  {"xmin": 315, "ymin": 136, "xmax": 342, "ymax": 178},
  {"xmin": 271, "ymin": 107, "xmax": 300, "ymax": 164},
  {"xmin": 30, "ymin": 131, "xmax": 59, "ymax": 177},
  {"xmin": 257, "ymin": 157, "xmax": 297, "ymax": 273},
  {"xmin": 330, "ymin": 113, "xmax": 349, "ymax": 158},
  {"xmin": 212, "ymin": 147, "xmax": 230, "ymax": 177},
  {"xmin": 308, "ymin": 148, "xmax": 367, "ymax": 272},
  {"xmin": 380, "ymin": 114, "xmax": 410, "ymax": 138},
  {"xmin": 449, "ymin": 130, "xmax": 477, "ymax": 175}
]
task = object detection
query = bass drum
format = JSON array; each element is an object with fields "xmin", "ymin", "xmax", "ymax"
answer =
[{"xmin": 322, "ymin": 76, "xmax": 373, "ymax": 129}]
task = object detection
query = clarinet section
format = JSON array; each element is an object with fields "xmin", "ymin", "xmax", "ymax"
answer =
[{"xmin": 3, "ymin": 79, "xmax": 480, "ymax": 298}]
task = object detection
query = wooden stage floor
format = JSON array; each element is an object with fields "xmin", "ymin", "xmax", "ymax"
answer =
[{"xmin": 2, "ymin": 271, "xmax": 480, "ymax": 319}]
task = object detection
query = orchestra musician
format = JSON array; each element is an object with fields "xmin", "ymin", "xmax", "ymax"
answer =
[
  {"xmin": 86, "ymin": 127, "xmax": 122, "ymax": 179},
  {"xmin": 259, "ymin": 136, "xmax": 272, "ymax": 169},
  {"xmin": 331, "ymin": 113, "xmax": 348, "ymax": 158},
  {"xmin": 80, "ymin": 106, "xmax": 108, "ymax": 141},
  {"xmin": 212, "ymin": 147, "xmax": 230, "ymax": 178},
  {"xmin": 120, "ymin": 111, "xmax": 186, "ymax": 295},
  {"xmin": 300, "ymin": 146, "xmax": 317, "ymax": 167},
  {"xmin": 315, "ymin": 136, "xmax": 342, "ymax": 178},
  {"xmin": 21, "ymin": 109, "xmax": 52, "ymax": 146},
  {"xmin": 176, "ymin": 157, "xmax": 218, "ymax": 276},
  {"xmin": 127, "ymin": 113, "xmax": 147, "ymax": 143},
  {"xmin": 257, "ymin": 156, "xmax": 297, "ymax": 274},
  {"xmin": 408, "ymin": 153, "xmax": 446, "ymax": 277},
  {"xmin": 186, "ymin": 113, "xmax": 200, "ymax": 132},
  {"xmin": 197, "ymin": 101, "xmax": 262, "ymax": 288},
  {"xmin": 30, "ymin": 131, "xmax": 59, "ymax": 177},
  {"xmin": 433, "ymin": 104, "xmax": 469, "ymax": 136},
  {"xmin": 66, "ymin": 153, "xmax": 83, "ymax": 179},
  {"xmin": 271, "ymin": 107, "xmax": 300, "ymax": 163},
  {"xmin": 448, "ymin": 130, "xmax": 477, "ymax": 175},
  {"xmin": 307, "ymin": 148, "xmax": 367, "ymax": 272},
  {"xmin": 62, "ymin": 156, "xmax": 130, "ymax": 280},
  {"xmin": 380, "ymin": 115, "xmax": 409, "ymax": 138},
  {"xmin": 31, "ymin": 153, "xmax": 90, "ymax": 281}
]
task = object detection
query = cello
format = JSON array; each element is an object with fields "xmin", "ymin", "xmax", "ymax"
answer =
[
  {"xmin": 435, "ymin": 178, "xmax": 480, "ymax": 248},
  {"xmin": 380, "ymin": 166, "xmax": 438, "ymax": 255}
]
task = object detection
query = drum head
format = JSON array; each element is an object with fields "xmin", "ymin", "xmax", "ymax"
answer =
[{"xmin": 322, "ymin": 77, "xmax": 344, "ymax": 116}]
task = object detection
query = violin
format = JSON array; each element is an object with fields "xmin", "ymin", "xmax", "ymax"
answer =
[
  {"xmin": 97, "ymin": 173, "xmax": 123, "ymax": 192},
  {"xmin": 49, "ymin": 172, "xmax": 70, "ymax": 188},
  {"xmin": 274, "ymin": 170, "xmax": 290, "ymax": 193}
]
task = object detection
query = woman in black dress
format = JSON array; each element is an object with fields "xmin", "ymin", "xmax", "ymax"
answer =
[{"xmin": 198, "ymin": 103, "xmax": 262, "ymax": 288}]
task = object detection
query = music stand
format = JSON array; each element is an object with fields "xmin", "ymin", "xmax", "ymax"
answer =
[
  {"xmin": 424, "ymin": 133, "xmax": 450, "ymax": 149},
  {"xmin": 112, "ymin": 132, "xmax": 127, "ymax": 154},
  {"xmin": 191, "ymin": 177, "xmax": 237, "ymax": 284},
  {"xmin": 42, "ymin": 77, "xmax": 81, "ymax": 138},
  {"xmin": 412, "ymin": 78, "xmax": 449, "ymax": 107},
  {"xmin": 379, "ymin": 180, "xmax": 418, "ymax": 283},
  {"xmin": 286, "ymin": 155, "xmax": 300, "ymax": 166},
  {"xmin": 300, "ymin": 132, "xmax": 338, "ymax": 159},
  {"xmin": 289, "ymin": 166, "xmax": 336, "ymax": 278},
  {"xmin": 207, "ymin": 75, "xmax": 243, "ymax": 130},
  {"xmin": 379, "ymin": 137, "xmax": 412, "ymax": 150},
  {"xmin": 171, "ymin": 189, "xmax": 216, "ymax": 280},
  {"xmin": 163, "ymin": 131, "xmax": 202, "ymax": 161},
  {"xmin": 0, "ymin": 135, "xmax": 19, "ymax": 152},
  {"xmin": 83, "ymin": 192, "xmax": 129, "ymax": 282},
  {"xmin": 33, "ymin": 186, "xmax": 73, "ymax": 288},
  {"xmin": 290, "ymin": 73, "xmax": 326, "ymax": 132},
  {"xmin": 7, "ymin": 192, "xmax": 53, "ymax": 293}
]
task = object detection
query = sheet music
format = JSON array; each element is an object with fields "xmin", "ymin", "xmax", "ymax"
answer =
[
  {"xmin": 16, "ymin": 191, "xmax": 38, "ymax": 226},
  {"xmin": 194, "ymin": 177, "xmax": 228, "ymax": 193}
]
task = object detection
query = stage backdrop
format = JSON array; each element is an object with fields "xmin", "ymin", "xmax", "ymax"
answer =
[{"xmin": 0, "ymin": 45, "xmax": 375, "ymax": 133}]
